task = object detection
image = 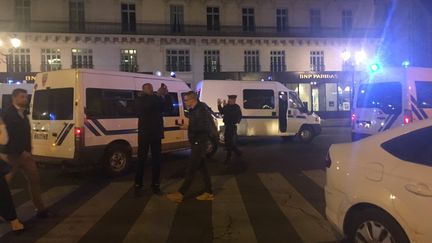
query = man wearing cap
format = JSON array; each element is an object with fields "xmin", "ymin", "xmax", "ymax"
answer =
[{"xmin": 217, "ymin": 95, "xmax": 242, "ymax": 163}]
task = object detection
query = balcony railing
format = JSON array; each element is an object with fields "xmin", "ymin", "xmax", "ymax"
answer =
[
  {"xmin": 204, "ymin": 64, "xmax": 221, "ymax": 73},
  {"xmin": 166, "ymin": 64, "xmax": 191, "ymax": 72},
  {"xmin": 0, "ymin": 20, "xmax": 382, "ymax": 38}
]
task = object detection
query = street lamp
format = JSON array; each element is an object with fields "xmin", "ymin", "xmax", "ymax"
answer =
[
  {"xmin": 0, "ymin": 36, "xmax": 22, "ymax": 83},
  {"xmin": 341, "ymin": 49, "xmax": 367, "ymax": 112},
  {"xmin": 10, "ymin": 37, "xmax": 22, "ymax": 48}
]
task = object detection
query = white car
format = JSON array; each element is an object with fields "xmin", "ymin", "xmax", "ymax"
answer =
[{"xmin": 325, "ymin": 120, "xmax": 432, "ymax": 243}]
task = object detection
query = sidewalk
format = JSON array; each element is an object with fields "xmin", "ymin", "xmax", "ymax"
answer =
[{"xmin": 321, "ymin": 118, "xmax": 350, "ymax": 127}]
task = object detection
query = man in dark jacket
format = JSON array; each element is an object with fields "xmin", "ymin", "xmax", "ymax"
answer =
[
  {"xmin": 218, "ymin": 95, "xmax": 242, "ymax": 163},
  {"xmin": 166, "ymin": 91, "xmax": 214, "ymax": 203},
  {"xmin": 135, "ymin": 83, "xmax": 172, "ymax": 194},
  {"xmin": 2, "ymin": 89, "xmax": 48, "ymax": 218}
]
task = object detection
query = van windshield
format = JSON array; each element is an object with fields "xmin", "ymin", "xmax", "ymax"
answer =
[
  {"xmin": 356, "ymin": 82, "xmax": 402, "ymax": 113},
  {"xmin": 32, "ymin": 88, "xmax": 74, "ymax": 120}
]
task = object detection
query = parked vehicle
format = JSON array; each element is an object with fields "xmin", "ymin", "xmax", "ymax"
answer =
[
  {"xmin": 0, "ymin": 82, "xmax": 34, "ymax": 113},
  {"xmin": 30, "ymin": 69, "xmax": 198, "ymax": 176},
  {"xmin": 326, "ymin": 120, "xmax": 432, "ymax": 243},
  {"xmin": 352, "ymin": 67, "xmax": 432, "ymax": 141},
  {"xmin": 197, "ymin": 80, "xmax": 321, "ymax": 143}
]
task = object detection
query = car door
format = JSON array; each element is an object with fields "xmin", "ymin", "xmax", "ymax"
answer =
[
  {"xmin": 287, "ymin": 91, "xmax": 307, "ymax": 135},
  {"xmin": 380, "ymin": 126, "xmax": 432, "ymax": 241}
]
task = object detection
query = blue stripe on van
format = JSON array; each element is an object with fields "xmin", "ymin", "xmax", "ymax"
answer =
[
  {"xmin": 84, "ymin": 121, "xmax": 101, "ymax": 136},
  {"xmin": 411, "ymin": 104, "xmax": 424, "ymax": 121},
  {"xmin": 57, "ymin": 124, "xmax": 74, "ymax": 146},
  {"xmin": 411, "ymin": 95, "xmax": 429, "ymax": 119},
  {"xmin": 90, "ymin": 119, "xmax": 181, "ymax": 135}
]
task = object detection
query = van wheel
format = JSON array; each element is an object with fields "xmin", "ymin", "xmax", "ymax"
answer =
[
  {"xmin": 104, "ymin": 144, "xmax": 132, "ymax": 177},
  {"xmin": 346, "ymin": 208, "xmax": 409, "ymax": 243},
  {"xmin": 219, "ymin": 131, "xmax": 225, "ymax": 144},
  {"xmin": 206, "ymin": 139, "xmax": 218, "ymax": 158},
  {"xmin": 297, "ymin": 126, "xmax": 314, "ymax": 143}
]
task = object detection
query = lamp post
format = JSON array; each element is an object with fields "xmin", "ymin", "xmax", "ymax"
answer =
[{"xmin": 341, "ymin": 50, "xmax": 367, "ymax": 111}]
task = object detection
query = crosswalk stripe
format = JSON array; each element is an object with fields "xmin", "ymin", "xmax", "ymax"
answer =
[
  {"xmin": 36, "ymin": 182, "xmax": 132, "ymax": 243},
  {"xmin": 258, "ymin": 173, "xmax": 338, "ymax": 243},
  {"xmin": 10, "ymin": 188, "xmax": 24, "ymax": 196},
  {"xmin": 0, "ymin": 185, "xmax": 78, "ymax": 238},
  {"xmin": 302, "ymin": 169, "xmax": 326, "ymax": 189},
  {"xmin": 122, "ymin": 180, "xmax": 182, "ymax": 243},
  {"xmin": 212, "ymin": 176, "xmax": 257, "ymax": 243}
]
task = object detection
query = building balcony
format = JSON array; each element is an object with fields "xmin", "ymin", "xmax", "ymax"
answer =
[{"xmin": 0, "ymin": 20, "xmax": 382, "ymax": 38}]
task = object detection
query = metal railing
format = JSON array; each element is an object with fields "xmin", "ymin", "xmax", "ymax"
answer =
[
  {"xmin": 0, "ymin": 20, "xmax": 382, "ymax": 38},
  {"xmin": 204, "ymin": 64, "xmax": 221, "ymax": 73},
  {"xmin": 166, "ymin": 64, "xmax": 191, "ymax": 72},
  {"xmin": 120, "ymin": 64, "xmax": 138, "ymax": 72}
]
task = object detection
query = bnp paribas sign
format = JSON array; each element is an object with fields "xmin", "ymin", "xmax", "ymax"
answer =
[{"xmin": 299, "ymin": 74, "xmax": 338, "ymax": 79}]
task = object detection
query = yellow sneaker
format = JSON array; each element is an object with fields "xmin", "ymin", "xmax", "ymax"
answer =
[
  {"xmin": 166, "ymin": 192, "xmax": 184, "ymax": 203},
  {"xmin": 196, "ymin": 192, "xmax": 215, "ymax": 201}
]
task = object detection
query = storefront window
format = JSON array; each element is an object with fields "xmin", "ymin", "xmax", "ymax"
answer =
[
  {"xmin": 299, "ymin": 83, "xmax": 311, "ymax": 111},
  {"xmin": 338, "ymin": 84, "xmax": 351, "ymax": 111},
  {"xmin": 325, "ymin": 83, "xmax": 338, "ymax": 111}
]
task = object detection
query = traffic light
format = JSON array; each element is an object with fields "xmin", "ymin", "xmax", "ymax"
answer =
[{"xmin": 369, "ymin": 63, "xmax": 381, "ymax": 73}]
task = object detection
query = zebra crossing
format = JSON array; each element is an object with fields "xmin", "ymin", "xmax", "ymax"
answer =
[{"xmin": 1, "ymin": 169, "xmax": 342, "ymax": 243}]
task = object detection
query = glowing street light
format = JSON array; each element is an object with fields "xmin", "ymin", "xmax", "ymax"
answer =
[
  {"xmin": 10, "ymin": 37, "xmax": 22, "ymax": 48},
  {"xmin": 355, "ymin": 50, "xmax": 367, "ymax": 64},
  {"xmin": 341, "ymin": 50, "xmax": 352, "ymax": 62}
]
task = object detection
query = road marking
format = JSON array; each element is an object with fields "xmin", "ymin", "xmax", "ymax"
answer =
[
  {"xmin": 123, "ymin": 180, "xmax": 182, "ymax": 243},
  {"xmin": 37, "ymin": 182, "xmax": 132, "ymax": 243},
  {"xmin": 258, "ymin": 173, "xmax": 337, "ymax": 243},
  {"xmin": 10, "ymin": 188, "xmax": 23, "ymax": 196},
  {"xmin": 0, "ymin": 185, "xmax": 78, "ymax": 238},
  {"xmin": 302, "ymin": 169, "xmax": 326, "ymax": 189},
  {"xmin": 212, "ymin": 176, "xmax": 257, "ymax": 243}
]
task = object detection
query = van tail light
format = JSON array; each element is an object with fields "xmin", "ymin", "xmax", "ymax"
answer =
[
  {"xmin": 74, "ymin": 127, "xmax": 82, "ymax": 139},
  {"xmin": 403, "ymin": 110, "xmax": 413, "ymax": 124},
  {"xmin": 325, "ymin": 153, "xmax": 332, "ymax": 168}
]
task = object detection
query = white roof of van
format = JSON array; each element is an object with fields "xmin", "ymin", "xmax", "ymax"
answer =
[
  {"xmin": 36, "ymin": 69, "xmax": 185, "ymax": 83},
  {"xmin": 200, "ymin": 79, "xmax": 282, "ymax": 84}
]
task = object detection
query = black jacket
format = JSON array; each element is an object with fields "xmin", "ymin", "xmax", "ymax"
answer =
[
  {"xmin": 136, "ymin": 93, "xmax": 172, "ymax": 140},
  {"xmin": 1, "ymin": 106, "xmax": 32, "ymax": 155},
  {"xmin": 218, "ymin": 104, "xmax": 242, "ymax": 126},
  {"xmin": 187, "ymin": 102, "xmax": 213, "ymax": 143}
]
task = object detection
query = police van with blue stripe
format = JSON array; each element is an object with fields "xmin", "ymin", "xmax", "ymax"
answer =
[
  {"xmin": 197, "ymin": 80, "xmax": 322, "ymax": 143},
  {"xmin": 30, "ymin": 69, "xmax": 194, "ymax": 176},
  {"xmin": 352, "ymin": 67, "xmax": 432, "ymax": 141}
]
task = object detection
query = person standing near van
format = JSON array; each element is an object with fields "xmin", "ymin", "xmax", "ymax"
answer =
[
  {"xmin": 2, "ymin": 89, "xmax": 49, "ymax": 218},
  {"xmin": 135, "ymin": 83, "xmax": 172, "ymax": 194},
  {"xmin": 166, "ymin": 91, "xmax": 214, "ymax": 203},
  {"xmin": 218, "ymin": 95, "xmax": 242, "ymax": 163},
  {"xmin": 0, "ymin": 117, "xmax": 25, "ymax": 233}
]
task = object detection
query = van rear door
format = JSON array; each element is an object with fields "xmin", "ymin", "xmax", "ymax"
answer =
[
  {"xmin": 31, "ymin": 88, "xmax": 75, "ymax": 160},
  {"xmin": 353, "ymin": 82, "xmax": 402, "ymax": 135}
]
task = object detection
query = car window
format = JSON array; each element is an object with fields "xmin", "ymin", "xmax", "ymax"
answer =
[
  {"xmin": 381, "ymin": 126, "xmax": 432, "ymax": 166},
  {"xmin": 163, "ymin": 92, "xmax": 180, "ymax": 117}
]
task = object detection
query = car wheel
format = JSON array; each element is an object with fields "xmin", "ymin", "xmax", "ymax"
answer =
[
  {"xmin": 206, "ymin": 139, "xmax": 218, "ymax": 158},
  {"xmin": 346, "ymin": 208, "xmax": 410, "ymax": 243},
  {"xmin": 297, "ymin": 126, "xmax": 314, "ymax": 143},
  {"xmin": 104, "ymin": 143, "xmax": 132, "ymax": 177}
]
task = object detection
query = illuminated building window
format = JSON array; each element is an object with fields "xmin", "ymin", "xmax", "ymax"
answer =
[
  {"xmin": 204, "ymin": 50, "xmax": 220, "ymax": 73},
  {"xmin": 310, "ymin": 51, "xmax": 325, "ymax": 71},
  {"xmin": 41, "ymin": 49, "xmax": 62, "ymax": 72},
  {"xmin": 120, "ymin": 49, "xmax": 138, "ymax": 72},
  {"xmin": 7, "ymin": 48, "xmax": 31, "ymax": 73},
  {"xmin": 71, "ymin": 48, "xmax": 93, "ymax": 69}
]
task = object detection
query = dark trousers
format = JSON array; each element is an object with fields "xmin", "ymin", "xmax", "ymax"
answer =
[
  {"xmin": 179, "ymin": 142, "xmax": 212, "ymax": 195},
  {"xmin": 224, "ymin": 125, "xmax": 241, "ymax": 160},
  {"xmin": 135, "ymin": 135, "xmax": 162, "ymax": 188},
  {"xmin": 0, "ymin": 175, "xmax": 17, "ymax": 221}
]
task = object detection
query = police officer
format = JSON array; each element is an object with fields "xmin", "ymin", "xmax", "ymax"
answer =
[{"xmin": 218, "ymin": 95, "xmax": 242, "ymax": 163}]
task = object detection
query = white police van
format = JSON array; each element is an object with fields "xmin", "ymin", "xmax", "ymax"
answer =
[
  {"xmin": 197, "ymin": 80, "xmax": 321, "ymax": 143},
  {"xmin": 0, "ymin": 82, "xmax": 34, "ymax": 113},
  {"xmin": 30, "ymin": 69, "xmax": 195, "ymax": 176},
  {"xmin": 352, "ymin": 67, "xmax": 432, "ymax": 141}
]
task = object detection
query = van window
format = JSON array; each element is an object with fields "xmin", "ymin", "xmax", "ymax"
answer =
[
  {"xmin": 164, "ymin": 92, "xmax": 180, "ymax": 117},
  {"xmin": 288, "ymin": 92, "xmax": 305, "ymax": 109},
  {"xmin": 33, "ymin": 88, "xmax": 74, "ymax": 120},
  {"xmin": 86, "ymin": 88, "xmax": 136, "ymax": 119},
  {"xmin": 356, "ymin": 82, "xmax": 402, "ymax": 113},
  {"xmin": 243, "ymin": 89, "xmax": 275, "ymax": 109},
  {"xmin": 416, "ymin": 81, "xmax": 432, "ymax": 108}
]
